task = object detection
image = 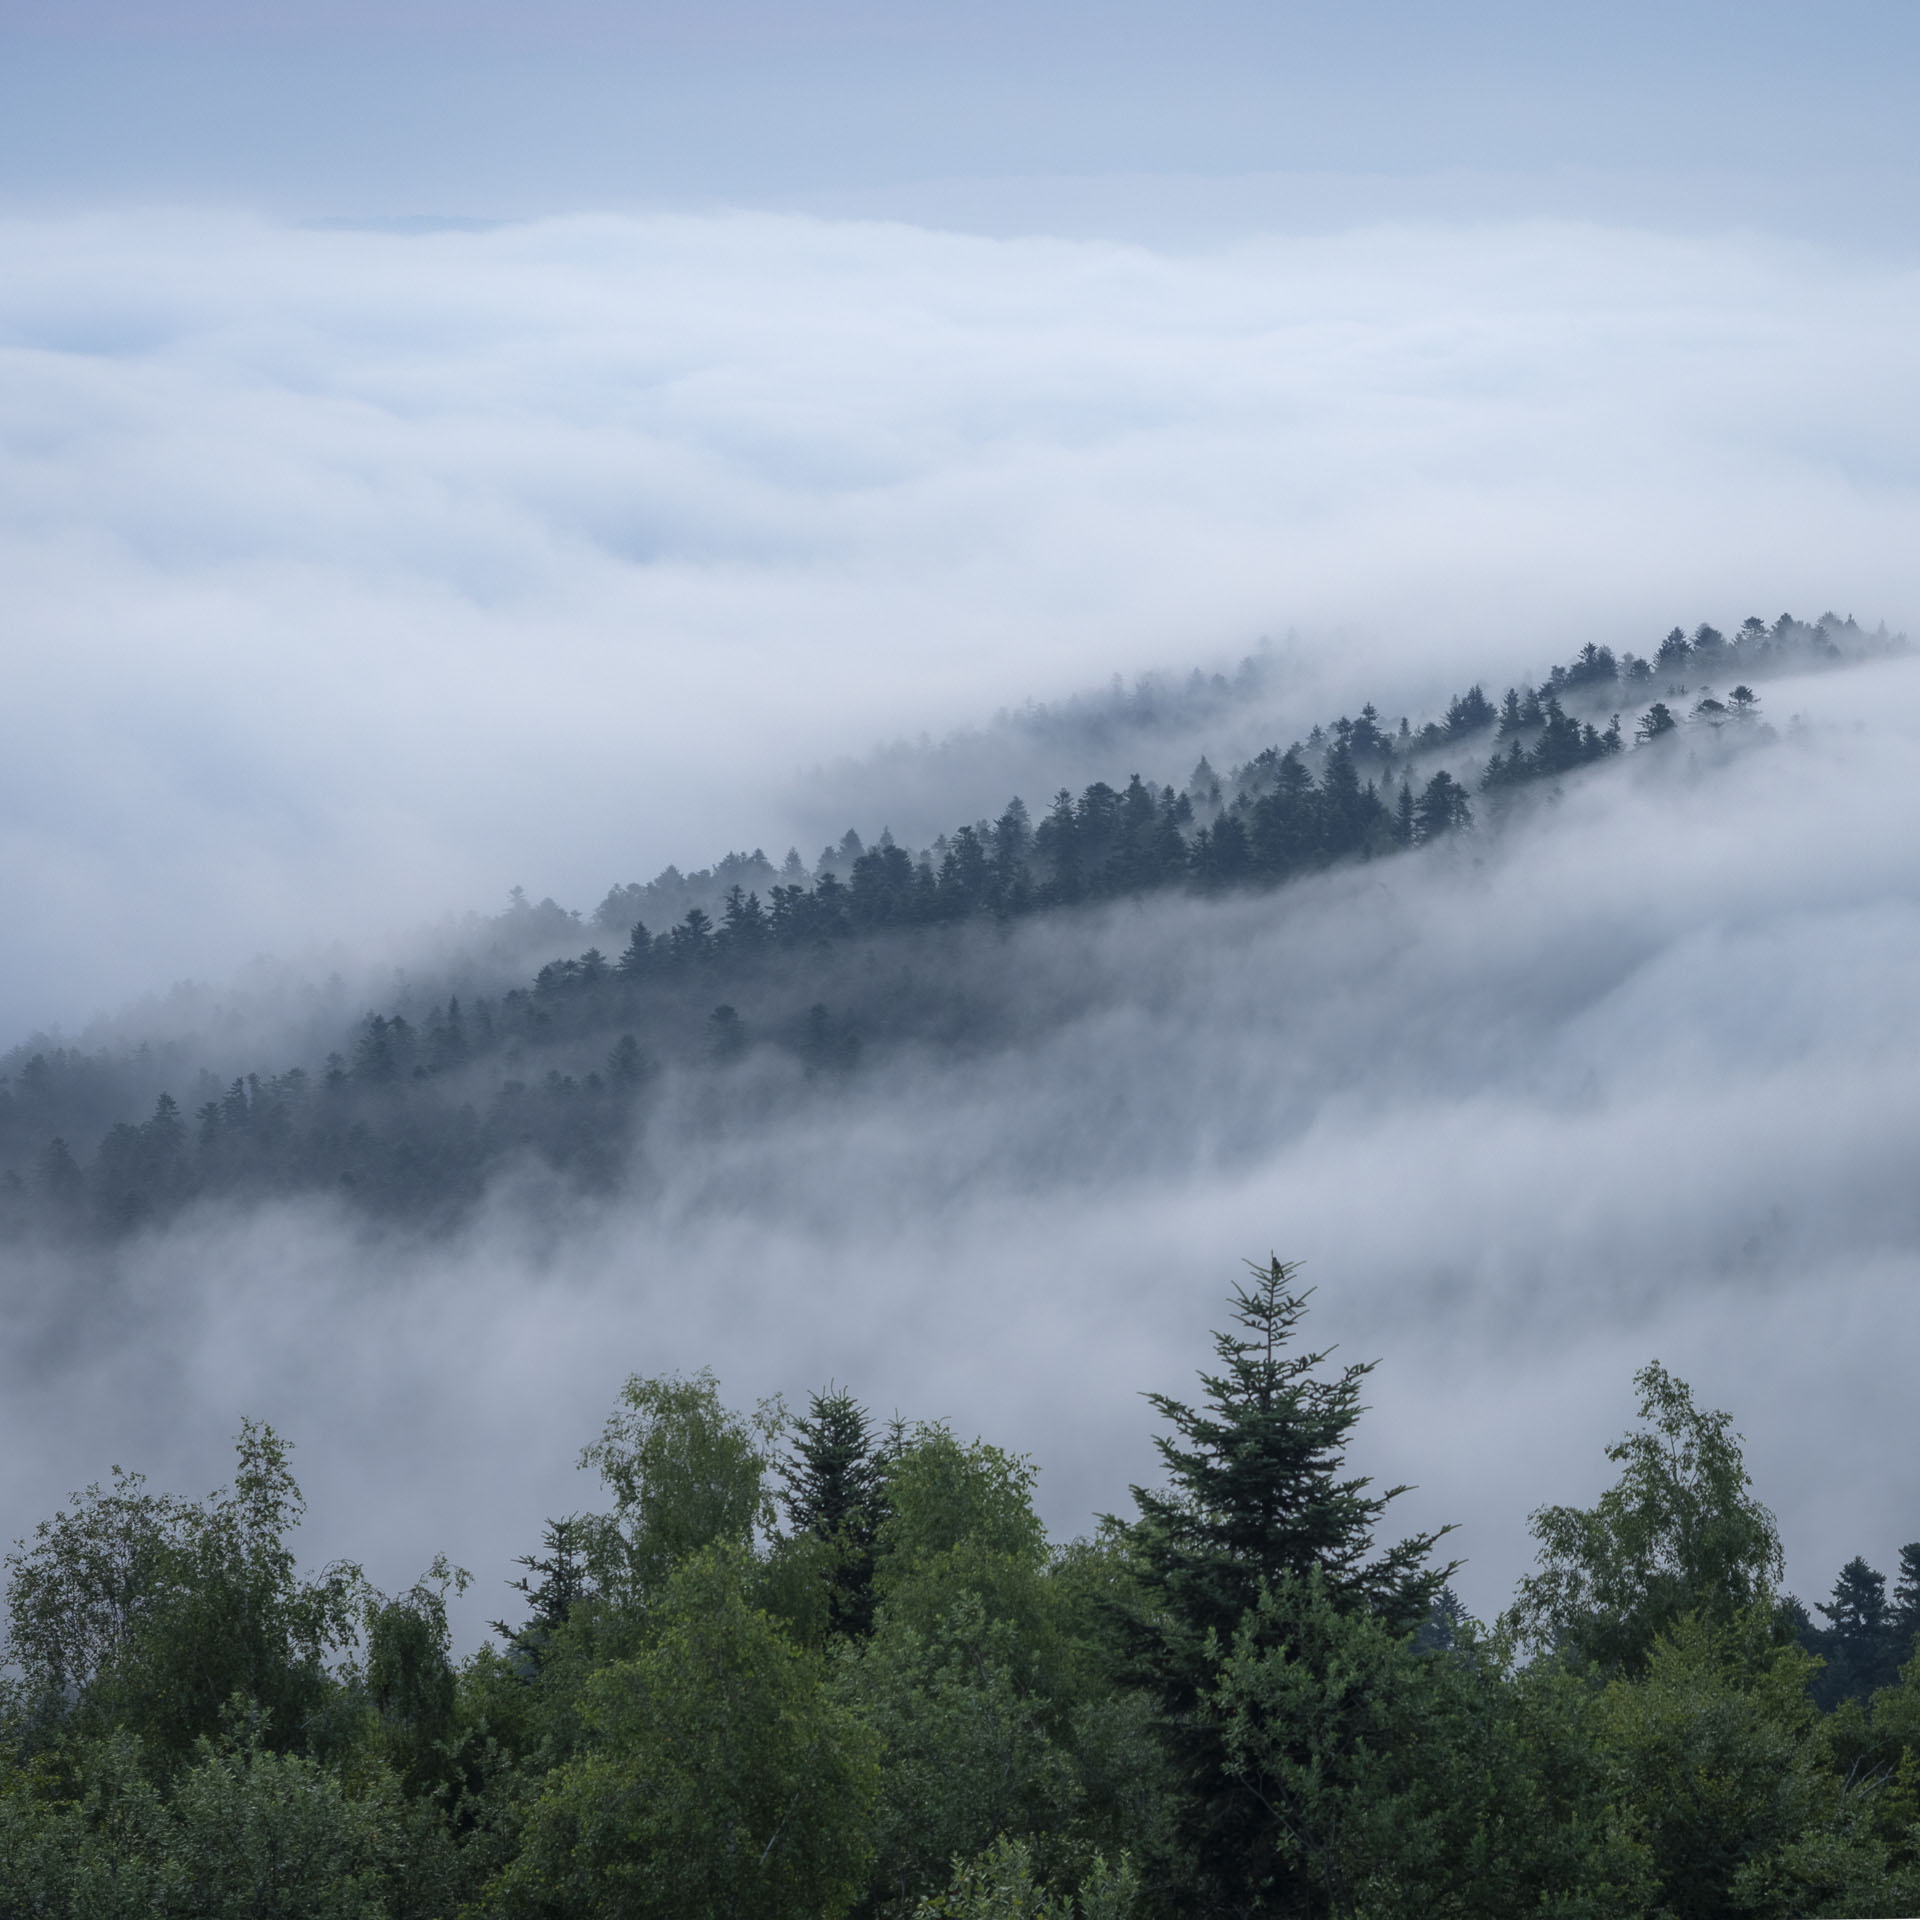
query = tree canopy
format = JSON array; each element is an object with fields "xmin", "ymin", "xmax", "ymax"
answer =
[{"xmin": 2, "ymin": 1260, "xmax": 1918, "ymax": 1917}]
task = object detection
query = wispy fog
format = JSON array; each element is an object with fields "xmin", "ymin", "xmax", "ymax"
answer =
[
  {"xmin": 4, "ymin": 656, "xmax": 1915, "ymax": 1644},
  {"xmin": 4, "ymin": 209, "xmax": 1920, "ymax": 1035}
]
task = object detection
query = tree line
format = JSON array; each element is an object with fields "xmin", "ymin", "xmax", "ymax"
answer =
[
  {"xmin": 3, "ymin": 1259, "xmax": 1918, "ymax": 1917},
  {"xmin": 0, "ymin": 611, "xmax": 1898, "ymax": 1241}
]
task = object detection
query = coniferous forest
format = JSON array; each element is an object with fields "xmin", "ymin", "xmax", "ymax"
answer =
[
  {"xmin": 3, "ymin": 1259, "xmax": 1920, "ymax": 1918},
  {"xmin": 0, "ymin": 610, "xmax": 1895, "ymax": 1243}
]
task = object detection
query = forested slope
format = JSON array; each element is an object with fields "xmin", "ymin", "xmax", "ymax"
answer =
[{"xmin": 0, "ymin": 611, "xmax": 1898, "ymax": 1240}]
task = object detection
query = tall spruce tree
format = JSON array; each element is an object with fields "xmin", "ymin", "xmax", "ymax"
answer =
[
  {"xmin": 783, "ymin": 1386, "xmax": 887, "ymax": 1637},
  {"xmin": 1129, "ymin": 1258, "xmax": 1451, "ymax": 1653},
  {"xmin": 1124, "ymin": 1258, "xmax": 1453, "ymax": 1917},
  {"xmin": 493, "ymin": 1516, "xmax": 593, "ymax": 1670},
  {"xmin": 1812, "ymin": 1555, "xmax": 1901, "ymax": 1706}
]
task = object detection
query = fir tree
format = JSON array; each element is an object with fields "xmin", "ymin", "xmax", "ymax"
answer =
[
  {"xmin": 1893, "ymin": 1542, "xmax": 1920, "ymax": 1655},
  {"xmin": 1811, "ymin": 1555, "xmax": 1902, "ymax": 1706},
  {"xmin": 783, "ymin": 1387, "xmax": 887, "ymax": 1637},
  {"xmin": 1129, "ymin": 1258, "xmax": 1451, "ymax": 1657},
  {"xmin": 1123, "ymin": 1259, "xmax": 1453, "ymax": 1915},
  {"xmin": 493, "ymin": 1516, "xmax": 594, "ymax": 1669}
]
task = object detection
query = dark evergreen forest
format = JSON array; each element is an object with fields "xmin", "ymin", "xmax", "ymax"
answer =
[
  {"xmin": 3, "ymin": 1259, "xmax": 1919, "ymax": 1917},
  {"xmin": 1, "ymin": 612, "xmax": 1895, "ymax": 1244}
]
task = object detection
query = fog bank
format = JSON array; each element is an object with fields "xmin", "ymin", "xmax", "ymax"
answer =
[
  {"xmin": 5, "ymin": 209, "xmax": 1920, "ymax": 1035},
  {"xmin": 4, "ymin": 658, "xmax": 1915, "ymax": 1644}
]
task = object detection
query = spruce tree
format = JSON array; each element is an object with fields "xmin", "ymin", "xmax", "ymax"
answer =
[
  {"xmin": 1892, "ymin": 1542, "xmax": 1920, "ymax": 1664},
  {"xmin": 1129, "ymin": 1257, "xmax": 1450, "ymax": 1659},
  {"xmin": 783, "ymin": 1387, "xmax": 887, "ymax": 1636},
  {"xmin": 493, "ymin": 1516, "xmax": 594, "ymax": 1670},
  {"xmin": 615, "ymin": 919, "xmax": 655, "ymax": 978},
  {"xmin": 1124, "ymin": 1258, "xmax": 1453, "ymax": 1915},
  {"xmin": 1813, "ymin": 1556, "xmax": 1900, "ymax": 1705}
]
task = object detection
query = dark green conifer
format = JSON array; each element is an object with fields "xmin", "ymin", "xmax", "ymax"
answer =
[
  {"xmin": 1123, "ymin": 1259, "xmax": 1453, "ymax": 1915},
  {"xmin": 783, "ymin": 1387, "xmax": 886, "ymax": 1636},
  {"xmin": 1891, "ymin": 1542, "xmax": 1920, "ymax": 1663}
]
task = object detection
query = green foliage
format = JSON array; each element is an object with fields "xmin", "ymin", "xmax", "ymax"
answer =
[
  {"xmin": 0, "ymin": 1725, "xmax": 416, "ymax": 1920},
  {"xmin": 1595, "ymin": 1612, "xmax": 1906, "ymax": 1918},
  {"xmin": 362, "ymin": 1558, "xmax": 467, "ymax": 1797},
  {"xmin": 492, "ymin": 1516, "xmax": 594, "ymax": 1672},
  {"xmin": 4, "ymin": 1259, "xmax": 1919, "ymax": 1918},
  {"xmin": 1121, "ymin": 1260, "xmax": 1452, "ymax": 1915},
  {"xmin": 1512, "ymin": 1361, "xmax": 1783, "ymax": 1674},
  {"xmin": 842, "ymin": 1593, "xmax": 1078, "ymax": 1913},
  {"xmin": 836, "ymin": 1425, "xmax": 1085, "ymax": 1912},
  {"xmin": 913, "ymin": 1834, "xmax": 1139, "ymax": 1920},
  {"xmin": 4, "ymin": 1421, "xmax": 361, "ymax": 1761},
  {"xmin": 578, "ymin": 1369, "xmax": 784, "ymax": 1612},
  {"xmin": 873, "ymin": 1424, "xmax": 1050, "ymax": 1638},
  {"xmin": 1212, "ymin": 1567, "xmax": 1470, "ymax": 1915},
  {"xmin": 1127, "ymin": 1257, "xmax": 1451, "ymax": 1668},
  {"xmin": 494, "ymin": 1544, "xmax": 878, "ymax": 1920},
  {"xmin": 781, "ymin": 1387, "xmax": 888, "ymax": 1639},
  {"xmin": 785, "ymin": 1389, "xmax": 885, "ymax": 1545},
  {"xmin": 1801, "ymin": 1547, "xmax": 1920, "ymax": 1707}
]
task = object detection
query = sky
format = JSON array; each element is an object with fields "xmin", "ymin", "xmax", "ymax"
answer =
[
  {"xmin": 5, "ymin": 3, "xmax": 1920, "ymax": 242},
  {"xmin": 2, "ymin": 1, "xmax": 1919, "ymax": 1635}
]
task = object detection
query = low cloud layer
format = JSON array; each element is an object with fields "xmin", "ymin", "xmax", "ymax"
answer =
[
  {"xmin": 5, "ymin": 196, "xmax": 1918, "ymax": 1648},
  {"xmin": 4, "ymin": 658, "xmax": 1915, "ymax": 1645},
  {"xmin": 4, "ymin": 208, "xmax": 1920, "ymax": 1040}
]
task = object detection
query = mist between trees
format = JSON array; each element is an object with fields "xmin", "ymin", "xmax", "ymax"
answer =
[
  {"xmin": 3, "ymin": 1258, "xmax": 1918, "ymax": 1919},
  {"xmin": 0, "ymin": 611, "xmax": 1897, "ymax": 1245}
]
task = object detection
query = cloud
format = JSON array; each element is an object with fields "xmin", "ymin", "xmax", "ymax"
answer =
[
  {"xmin": 4, "ymin": 199, "xmax": 1919, "ymax": 1643},
  {"xmin": 4, "ymin": 207, "xmax": 1920, "ymax": 1042},
  {"xmin": 3, "ymin": 658, "xmax": 1917, "ymax": 1645}
]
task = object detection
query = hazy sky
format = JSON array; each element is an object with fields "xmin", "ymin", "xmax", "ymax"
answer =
[
  {"xmin": 5, "ymin": 1, "xmax": 1920, "ymax": 240},
  {"xmin": 3, "ymin": 2, "xmax": 1919, "ymax": 1639}
]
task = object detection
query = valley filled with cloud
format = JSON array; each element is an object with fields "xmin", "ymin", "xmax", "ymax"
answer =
[{"xmin": 4, "ymin": 89, "xmax": 1920, "ymax": 1657}]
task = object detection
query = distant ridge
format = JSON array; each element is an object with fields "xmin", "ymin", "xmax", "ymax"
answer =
[{"xmin": 1, "ymin": 611, "xmax": 1898, "ymax": 1241}]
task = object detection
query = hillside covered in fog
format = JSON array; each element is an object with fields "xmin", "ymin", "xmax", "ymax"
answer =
[{"xmin": 0, "ymin": 610, "xmax": 1891, "ymax": 1243}]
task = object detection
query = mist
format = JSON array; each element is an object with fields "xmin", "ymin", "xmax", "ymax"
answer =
[
  {"xmin": 4, "ymin": 651, "xmax": 1916, "ymax": 1649},
  {"xmin": 6, "ymin": 4, "xmax": 1920, "ymax": 1678},
  {"xmin": 6, "ymin": 207, "xmax": 1920, "ymax": 1042}
]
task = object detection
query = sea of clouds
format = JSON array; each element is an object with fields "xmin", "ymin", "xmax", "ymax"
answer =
[
  {"xmin": 4, "ymin": 655, "xmax": 1917, "ymax": 1643},
  {"xmin": 5, "ymin": 208, "xmax": 1920, "ymax": 1031},
  {"xmin": 3, "ymin": 205, "xmax": 1919, "ymax": 1640}
]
